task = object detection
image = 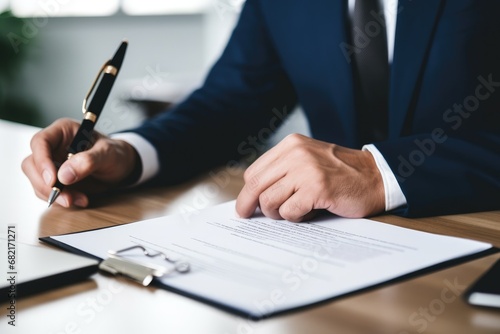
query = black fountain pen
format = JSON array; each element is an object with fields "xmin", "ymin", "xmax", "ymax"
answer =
[{"xmin": 48, "ymin": 40, "xmax": 128, "ymax": 207}]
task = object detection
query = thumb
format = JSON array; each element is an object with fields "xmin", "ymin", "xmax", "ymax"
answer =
[{"xmin": 57, "ymin": 150, "xmax": 100, "ymax": 185}]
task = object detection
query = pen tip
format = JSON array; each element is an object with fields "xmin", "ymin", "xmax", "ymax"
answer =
[
  {"xmin": 122, "ymin": 38, "xmax": 129, "ymax": 44},
  {"xmin": 47, "ymin": 188, "xmax": 60, "ymax": 208}
]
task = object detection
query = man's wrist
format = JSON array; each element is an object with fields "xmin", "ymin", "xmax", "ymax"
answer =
[
  {"xmin": 116, "ymin": 140, "xmax": 143, "ymax": 186},
  {"xmin": 362, "ymin": 144, "xmax": 407, "ymax": 211},
  {"xmin": 110, "ymin": 132, "xmax": 160, "ymax": 185}
]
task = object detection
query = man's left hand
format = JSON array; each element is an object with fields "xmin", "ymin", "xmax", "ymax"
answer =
[{"xmin": 236, "ymin": 134, "xmax": 385, "ymax": 222}]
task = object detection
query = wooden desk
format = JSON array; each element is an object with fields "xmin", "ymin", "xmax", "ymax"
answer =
[{"xmin": 1, "ymin": 119, "xmax": 499, "ymax": 334}]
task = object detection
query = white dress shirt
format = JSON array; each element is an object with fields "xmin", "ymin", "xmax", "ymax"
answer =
[{"xmin": 112, "ymin": 0, "xmax": 407, "ymax": 212}]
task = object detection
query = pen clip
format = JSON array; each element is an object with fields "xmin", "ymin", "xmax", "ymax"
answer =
[{"xmin": 82, "ymin": 60, "xmax": 111, "ymax": 115}]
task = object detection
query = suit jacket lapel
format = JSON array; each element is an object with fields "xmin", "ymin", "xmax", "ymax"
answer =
[{"xmin": 389, "ymin": 0, "xmax": 444, "ymax": 138}]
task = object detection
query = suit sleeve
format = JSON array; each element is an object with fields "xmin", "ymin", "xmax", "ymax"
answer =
[
  {"xmin": 127, "ymin": 0, "xmax": 297, "ymax": 185},
  {"xmin": 375, "ymin": 128, "xmax": 500, "ymax": 217}
]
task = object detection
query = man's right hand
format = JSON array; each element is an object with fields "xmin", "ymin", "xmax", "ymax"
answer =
[{"xmin": 21, "ymin": 118, "xmax": 139, "ymax": 208}]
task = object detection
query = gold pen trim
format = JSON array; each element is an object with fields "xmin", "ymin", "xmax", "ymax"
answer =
[
  {"xmin": 104, "ymin": 65, "xmax": 118, "ymax": 76},
  {"xmin": 84, "ymin": 112, "xmax": 97, "ymax": 123}
]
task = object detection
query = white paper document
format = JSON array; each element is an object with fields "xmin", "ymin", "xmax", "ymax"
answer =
[{"xmin": 46, "ymin": 200, "xmax": 491, "ymax": 318}]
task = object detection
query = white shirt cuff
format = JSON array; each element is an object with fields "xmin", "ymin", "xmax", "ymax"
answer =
[
  {"xmin": 110, "ymin": 132, "xmax": 159, "ymax": 185},
  {"xmin": 362, "ymin": 144, "xmax": 407, "ymax": 211}
]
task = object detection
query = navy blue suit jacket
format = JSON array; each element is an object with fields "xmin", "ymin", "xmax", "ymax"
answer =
[{"xmin": 130, "ymin": 0, "xmax": 500, "ymax": 217}]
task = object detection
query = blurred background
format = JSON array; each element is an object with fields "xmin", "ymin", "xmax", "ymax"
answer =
[{"xmin": 0, "ymin": 0, "xmax": 308, "ymax": 143}]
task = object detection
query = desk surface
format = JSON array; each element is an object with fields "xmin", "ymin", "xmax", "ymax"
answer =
[{"xmin": 0, "ymin": 119, "xmax": 499, "ymax": 334}]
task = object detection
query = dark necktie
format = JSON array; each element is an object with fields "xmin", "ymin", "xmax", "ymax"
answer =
[{"xmin": 351, "ymin": 0, "xmax": 389, "ymax": 145}]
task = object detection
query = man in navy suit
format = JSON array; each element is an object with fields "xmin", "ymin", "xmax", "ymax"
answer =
[{"xmin": 23, "ymin": 0, "xmax": 500, "ymax": 220}]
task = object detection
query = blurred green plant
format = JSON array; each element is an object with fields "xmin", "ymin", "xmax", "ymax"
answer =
[{"xmin": 0, "ymin": 10, "xmax": 41, "ymax": 126}]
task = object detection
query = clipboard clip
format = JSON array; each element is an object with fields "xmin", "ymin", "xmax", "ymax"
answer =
[{"xmin": 99, "ymin": 245, "xmax": 190, "ymax": 286}]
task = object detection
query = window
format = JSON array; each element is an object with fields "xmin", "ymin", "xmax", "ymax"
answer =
[
  {"xmin": 9, "ymin": 0, "xmax": 119, "ymax": 17},
  {"xmin": 122, "ymin": 0, "xmax": 211, "ymax": 15},
  {"xmin": 4, "ymin": 0, "xmax": 213, "ymax": 17}
]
